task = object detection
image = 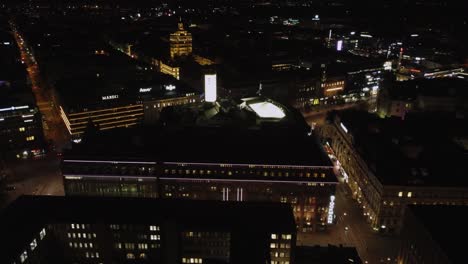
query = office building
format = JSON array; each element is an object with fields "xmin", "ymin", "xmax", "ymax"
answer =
[
  {"xmin": 398, "ymin": 205, "xmax": 468, "ymax": 264},
  {"xmin": 56, "ymin": 76, "xmax": 199, "ymax": 138},
  {"xmin": 62, "ymin": 98, "xmax": 338, "ymax": 232},
  {"xmin": 318, "ymin": 110, "xmax": 468, "ymax": 234},
  {"xmin": 0, "ymin": 195, "xmax": 296, "ymax": 264}
]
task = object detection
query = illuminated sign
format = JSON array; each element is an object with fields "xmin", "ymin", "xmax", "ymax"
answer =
[
  {"xmin": 102, "ymin": 95, "xmax": 119, "ymax": 100},
  {"xmin": 327, "ymin": 195, "xmax": 335, "ymax": 224},
  {"xmin": 0, "ymin": 105, "xmax": 29, "ymax": 112},
  {"xmin": 204, "ymin": 74, "xmax": 217, "ymax": 102},
  {"xmin": 139, "ymin": 88, "xmax": 152, "ymax": 93},
  {"xmin": 164, "ymin": 84, "xmax": 176, "ymax": 91},
  {"xmin": 336, "ymin": 40, "xmax": 343, "ymax": 51},
  {"xmin": 340, "ymin": 122, "xmax": 348, "ymax": 133}
]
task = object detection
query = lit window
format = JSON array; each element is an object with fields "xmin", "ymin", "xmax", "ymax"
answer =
[
  {"xmin": 270, "ymin": 243, "xmax": 277, "ymax": 248},
  {"xmin": 71, "ymin": 224, "xmax": 75, "ymax": 229},
  {"xmin": 271, "ymin": 234, "xmax": 277, "ymax": 239},
  {"xmin": 127, "ymin": 253, "xmax": 135, "ymax": 259},
  {"xmin": 398, "ymin": 192, "xmax": 403, "ymax": 197},
  {"xmin": 30, "ymin": 239, "xmax": 37, "ymax": 251},
  {"xmin": 39, "ymin": 228, "xmax": 46, "ymax": 240},
  {"xmin": 151, "ymin": 234, "xmax": 160, "ymax": 240},
  {"xmin": 20, "ymin": 251, "xmax": 28, "ymax": 263},
  {"xmin": 407, "ymin": 192, "xmax": 412, "ymax": 198},
  {"xmin": 19, "ymin": 127, "xmax": 25, "ymax": 132}
]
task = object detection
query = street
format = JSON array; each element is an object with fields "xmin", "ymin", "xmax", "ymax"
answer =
[
  {"xmin": 0, "ymin": 156, "xmax": 64, "ymax": 209},
  {"xmin": 12, "ymin": 21, "xmax": 70, "ymax": 151},
  {"xmin": 298, "ymin": 182, "xmax": 400, "ymax": 263}
]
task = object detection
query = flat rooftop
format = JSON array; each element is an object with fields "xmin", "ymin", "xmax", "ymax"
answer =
[
  {"xmin": 333, "ymin": 110, "xmax": 468, "ymax": 186},
  {"xmin": 407, "ymin": 205, "xmax": 468, "ymax": 264},
  {"xmin": 65, "ymin": 124, "xmax": 333, "ymax": 167},
  {"xmin": 55, "ymin": 72, "xmax": 198, "ymax": 112},
  {"xmin": 387, "ymin": 78, "xmax": 468, "ymax": 100}
]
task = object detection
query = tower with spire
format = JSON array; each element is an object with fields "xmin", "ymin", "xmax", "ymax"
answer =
[{"xmin": 169, "ymin": 18, "xmax": 193, "ymax": 59}]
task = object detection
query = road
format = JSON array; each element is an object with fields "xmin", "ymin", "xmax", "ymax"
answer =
[
  {"xmin": 11, "ymin": 21, "xmax": 70, "ymax": 151},
  {"xmin": 0, "ymin": 157, "xmax": 64, "ymax": 209},
  {"xmin": 298, "ymin": 182, "xmax": 400, "ymax": 263},
  {"xmin": 303, "ymin": 103, "xmax": 362, "ymax": 126}
]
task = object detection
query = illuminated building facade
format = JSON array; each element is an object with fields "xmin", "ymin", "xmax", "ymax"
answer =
[
  {"xmin": 56, "ymin": 77, "xmax": 199, "ymax": 138},
  {"xmin": 0, "ymin": 102, "xmax": 45, "ymax": 159},
  {"xmin": 62, "ymin": 103, "xmax": 338, "ymax": 232},
  {"xmin": 318, "ymin": 110, "xmax": 468, "ymax": 234},
  {"xmin": 159, "ymin": 60, "xmax": 180, "ymax": 80},
  {"xmin": 322, "ymin": 79, "xmax": 345, "ymax": 97},
  {"xmin": 170, "ymin": 22, "xmax": 193, "ymax": 59},
  {"xmin": 1, "ymin": 196, "xmax": 296, "ymax": 264}
]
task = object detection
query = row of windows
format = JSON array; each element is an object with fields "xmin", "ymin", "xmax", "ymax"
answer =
[
  {"xmin": 182, "ymin": 257, "xmax": 203, "ymax": 263},
  {"xmin": 67, "ymin": 232, "xmax": 96, "ymax": 239},
  {"xmin": 164, "ymin": 169, "xmax": 328, "ymax": 178},
  {"xmin": 271, "ymin": 261, "xmax": 290, "ymax": 264},
  {"xmin": 71, "ymin": 223, "xmax": 88, "ymax": 230},
  {"xmin": 184, "ymin": 232, "xmax": 229, "ymax": 238},
  {"xmin": 69, "ymin": 242, "xmax": 94, "ymax": 249},
  {"xmin": 116, "ymin": 243, "xmax": 160, "ymax": 249},
  {"xmin": 271, "ymin": 234, "xmax": 292, "ymax": 240},
  {"xmin": 126, "ymin": 253, "xmax": 147, "ymax": 259},
  {"xmin": 270, "ymin": 243, "xmax": 291, "ymax": 249},
  {"xmin": 272, "ymin": 252, "xmax": 290, "ymax": 258},
  {"xmin": 398, "ymin": 191, "xmax": 413, "ymax": 198},
  {"xmin": 85, "ymin": 252, "xmax": 99, "ymax": 258}
]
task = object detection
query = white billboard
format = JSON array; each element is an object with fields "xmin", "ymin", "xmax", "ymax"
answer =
[
  {"xmin": 336, "ymin": 40, "xmax": 343, "ymax": 51},
  {"xmin": 204, "ymin": 74, "xmax": 217, "ymax": 102}
]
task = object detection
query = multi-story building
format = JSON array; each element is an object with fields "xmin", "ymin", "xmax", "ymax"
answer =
[
  {"xmin": 170, "ymin": 22, "xmax": 193, "ymax": 59},
  {"xmin": 398, "ymin": 205, "xmax": 468, "ymax": 264},
  {"xmin": 62, "ymin": 98, "xmax": 338, "ymax": 232},
  {"xmin": 56, "ymin": 76, "xmax": 199, "ymax": 139},
  {"xmin": 378, "ymin": 78, "xmax": 468, "ymax": 119},
  {"xmin": 318, "ymin": 110, "xmax": 468, "ymax": 234},
  {"xmin": 0, "ymin": 98, "xmax": 45, "ymax": 159},
  {"xmin": 0, "ymin": 195, "xmax": 296, "ymax": 264}
]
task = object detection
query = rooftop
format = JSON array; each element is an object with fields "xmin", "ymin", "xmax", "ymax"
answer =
[
  {"xmin": 55, "ymin": 71, "xmax": 198, "ymax": 112},
  {"xmin": 66, "ymin": 124, "xmax": 332, "ymax": 168},
  {"xmin": 332, "ymin": 110, "xmax": 468, "ymax": 186},
  {"xmin": 407, "ymin": 205, "xmax": 468, "ymax": 264},
  {"xmin": 386, "ymin": 78, "xmax": 468, "ymax": 101}
]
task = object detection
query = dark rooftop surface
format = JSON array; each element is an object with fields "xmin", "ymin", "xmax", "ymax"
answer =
[
  {"xmin": 334, "ymin": 110, "xmax": 468, "ymax": 186},
  {"xmin": 55, "ymin": 72, "xmax": 197, "ymax": 112},
  {"xmin": 387, "ymin": 78, "xmax": 468, "ymax": 100},
  {"xmin": 407, "ymin": 205, "xmax": 468, "ymax": 264},
  {"xmin": 295, "ymin": 245, "xmax": 362, "ymax": 264},
  {"xmin": 66, "ymin": 124, "xmax": 333, "ymax": 167},
  {"xmin": 0, "ymin": 195, "xmax": 295, "ymax": 262}
]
